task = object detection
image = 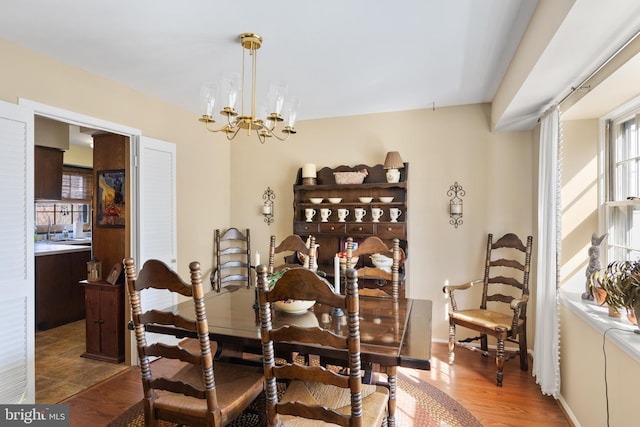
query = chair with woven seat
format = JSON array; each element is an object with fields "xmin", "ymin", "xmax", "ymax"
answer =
[
  {"xmin": 124, "ymin": 257, "xmax": 265, "ymax": 426},
  {"xmin": 256, "ymin": 265, "xmax": 389, "ymax": 426},
  {"xmin": 345, "ymin": 236, "xmax": 404, "ymax": 299},
  {"xmin": 442, "ymin": 233, "xmax": 533, "ymax": 386},
  {"xmin": 211, "ymin": 228, "xmax": 252, "ymax": 292},
  {"xmin": 268, "ymin": 234, "xmax": 316, "ymax": 274}
]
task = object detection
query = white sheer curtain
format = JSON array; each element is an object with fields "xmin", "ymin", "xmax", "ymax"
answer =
[{"xmin": 532, "ymin": 106, "xmax": 561, "ymax": 397}]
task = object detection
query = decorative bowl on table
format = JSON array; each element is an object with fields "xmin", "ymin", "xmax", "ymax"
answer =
[
  {"xmin": 327, "ymin": 197, "xmax": 342, "ymax": 203},
  {"xmin": 274, "ymin": 299, "xmax": 316, "ymax": 314},
  {"xmin": 309, "ymin": 198, "xmax": 323, "ymax": 204},
  {"xmin": 358, "ymin": 197, "xmax": 373, "ymax": 203},
  {"xmin": 378, "ymin": 196, "xmax": 394, "ymax": 203},
  {"xmin": 370, "ymin": 253, "xmax": 393, "ymax": 272}
]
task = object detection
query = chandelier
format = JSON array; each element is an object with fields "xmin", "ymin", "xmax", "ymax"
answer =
[{"xmin": 198, "ymin": 33, "xmax": 299, "ymax": 143}]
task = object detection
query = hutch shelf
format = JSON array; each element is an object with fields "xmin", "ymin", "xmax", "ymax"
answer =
[{"xmin": 292, "ymin": 163, "xmax": 408, "ymax": 297}]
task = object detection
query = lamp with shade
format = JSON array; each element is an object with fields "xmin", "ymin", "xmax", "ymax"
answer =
[{"xmin": 383, "ymin": 151, "xmax": 404, "ymax": 183}]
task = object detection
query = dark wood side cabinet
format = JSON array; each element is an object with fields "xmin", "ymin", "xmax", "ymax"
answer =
[
  {"xmin": 292, "ymin": 163, "xmax": 408, "ymax": 297},
  {"xmin": 34, "ymin": 146, "xmax": 63, "ymax": 200},
  {"xmin": 35, "ymin": 250, "xmax": 89, "ymax": 330},
  {"xmin": 81, "ymin": 280, "xmax": 124, "ymax": 363}
]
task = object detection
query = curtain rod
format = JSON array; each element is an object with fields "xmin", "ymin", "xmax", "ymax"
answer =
[{"xmin": 557, "ymin": 28, "xmax": 640, "ymax": 111}]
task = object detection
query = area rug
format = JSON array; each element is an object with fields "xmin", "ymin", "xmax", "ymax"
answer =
[{"xmin": 107, "ymin": 368, "xmax": 482, "ymax": 427}]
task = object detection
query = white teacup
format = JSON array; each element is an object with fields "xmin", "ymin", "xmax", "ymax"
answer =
[
  {"xmin": 389, "ymin": 208, "xmax": 402, "ymax": 222},
  {"xmin": 371, "ymin": 207, "xmax": 384, "ymax": 222},
  {"xmin": 337, "ymin": 208, "xmax": 349, "ymax": 222},
  {"xmin": 320, "ymin": 208, "xmax": 332, "ymax": 222},
  {"xmin": 354, "ymin": 208, "xmax": 367, "ymax": 222},
  {"xmin": 305, "ymin": 208, "xmax": 317, "ymax": 222}
]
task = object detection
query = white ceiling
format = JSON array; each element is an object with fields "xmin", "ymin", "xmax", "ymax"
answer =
[{"xmin": 1, "ymin": 0, "xmax": 639, "ymax": 131}]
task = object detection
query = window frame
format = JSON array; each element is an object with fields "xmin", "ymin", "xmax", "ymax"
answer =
[{"xmin": 603, "ymin": 96, "xmax": 640, "ymax": 264}]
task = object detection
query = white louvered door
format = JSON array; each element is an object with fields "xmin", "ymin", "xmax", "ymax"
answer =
[
  {"xmin": 0, "ymin": 100, "xmax": 35, "ymax": 403},
  {"xmin": 132, "ymin": 136, "xmax": 177, "ymax": 346}
]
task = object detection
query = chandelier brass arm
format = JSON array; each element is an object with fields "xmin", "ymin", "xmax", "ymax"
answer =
[{"xmin": 198, "ymin": 33, "xmax": 299, "ymax": 144}]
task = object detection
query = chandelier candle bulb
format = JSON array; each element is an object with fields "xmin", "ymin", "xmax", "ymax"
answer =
[
  {"xmin": 334, "ymin": 254, "xmax": 340, "ymax": 294},
  {"xmin": 255, "ymin": 251, "xmax": 260, "ymax": 268},
  {"xmin": 302, "ymin": 163, "xmax": 317, "ymax": 178}
]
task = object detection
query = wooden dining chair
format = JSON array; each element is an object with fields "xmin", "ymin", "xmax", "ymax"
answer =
[
  {"xmin": 256, "ymin": 265, "xmax": 389, "ymax": 426},
  {"xmin": 268, "ymin": 234, "xmax": 315, "ymax": 274},
  {"xmin": 124, "ymin": 257, "xmax": 265, "ymax": 426},
  {"xmin": 442, "ymin": 233, "xmax": 533, "ymax": 386},
  {"xmin": 345, "ymin": 236, "xmax": 404, "ymax": 299},
  {"xmin": 211, "ymin": 227, "xmax": 252, "ymax": 292}
]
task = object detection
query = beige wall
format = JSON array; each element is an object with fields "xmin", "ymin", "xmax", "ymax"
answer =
[
  {"xmin": 560, "ymin": 119, "xmax": 600, "ymax": 285},
  {"xmin": 0, "ymin": 38, "xmax": 231, "ymax": 279},
  {"xmin": 230, "ymin": 104, "xmax": 535, "ymax": 341},
  {"xmin": 63, "ymin": 144, "xmax": 93, "ymax": 167},
  {"xmin": 560, "ymin": 305, "xmax": 639, "ymax": 427},
  {"xmin": 2, "ymin": 37, "xmax": 536, "ymax": 343},
  {"xmin": 559, "ymin": 118, "xmax": 638, "ymax": 426}
]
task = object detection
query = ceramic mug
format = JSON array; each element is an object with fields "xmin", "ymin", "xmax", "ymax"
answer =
[
  {"xmin": 337, "ymin": 208, "xmax": 350, "ymax": 222},
  {"xmin": 320, "ymin": 208, "xmax": 332, "ymax": 222},
  {"xmin": 371, "ymin": 207, "xmax": 384, "ymax": 222},
  {"xmin": 305, "ymin": 208, "xmax": 317, "ymax": 222},
  {"xmin": 354, "ymin": 208, "xmax": 367, "ymax": 222},
  {"xmin": 389, "ymin": 208, "xmax": 402, "ymax": 222}
]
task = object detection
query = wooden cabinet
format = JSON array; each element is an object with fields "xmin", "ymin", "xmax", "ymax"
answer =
[
  {"xmin": 34, "ymin": 146, "xmax": 63, "ymax": 200},
  {"xmin": 293, "ymin": 163, "xmax": 408, "ymax": 296},
  {"xmin": 35, "ymin": 250, "xmax": 90, "ymax": 330},
  {"xmin": 81, "ymin": 281, "xmax": 124, "ymax": 363}
]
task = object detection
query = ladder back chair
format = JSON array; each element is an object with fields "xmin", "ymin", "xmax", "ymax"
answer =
[
  {"xmin": 268, "ymin": 234, "xmax": 316, "ymax": 274},
  {"xmin": 442, "ymin": 233, "xmax": 533, "ymax": 386},
  {"xmin": 211, "ymin": 228, "xmax": 252, "ymax": 292},
  {"xmin": 124, "ymin": 257, "xmax": 265, "ymax": 426},
  {"xmin": 256, "ymin": 265, "xmax": 389, "ymax": 426},
  {"xmin": 345, "ymin": 236, "xmax": 404, "ymax": 299}
]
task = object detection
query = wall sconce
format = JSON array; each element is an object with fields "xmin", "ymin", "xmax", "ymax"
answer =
[
  {"xmin": 447, "ymin": 182, "xmax": 465, "ymax": 228},
  {"xmin": 262, "ymin": 187, "xmax": 275, "ymax": 225}
]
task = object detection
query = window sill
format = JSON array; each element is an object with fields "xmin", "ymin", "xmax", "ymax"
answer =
[{"xmin": 560, "ymin": 276, "xmax": 640, "ymax": 363}]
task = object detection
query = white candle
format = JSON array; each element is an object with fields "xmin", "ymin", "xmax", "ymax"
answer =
[
  {"xmin": 262, "ymin": 204, "xmax": 272, "ymax": 215},
  {"xmin": 451, "ymin": 203, "xmax": 462, "ymax": 215},
  {"xmin": 255, "ymin": 251, "xmax": 260, "ymax": 267},
  {"xmin": 334, "ymin": 254, "xmax": 340, "ymax": 294},
  {"xmin": 302, "ymin": 163, "xmax": 317, "ymax": 178}
]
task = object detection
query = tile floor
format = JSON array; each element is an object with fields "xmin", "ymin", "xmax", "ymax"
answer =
[{"xmin": 35, "ymin": 320, "xmax": 128, "ymax": 403}]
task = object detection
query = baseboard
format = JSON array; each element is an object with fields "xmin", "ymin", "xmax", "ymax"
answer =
[{"xmin": 557, "ymin": 394, "xmax": 581, "ymax": 427}]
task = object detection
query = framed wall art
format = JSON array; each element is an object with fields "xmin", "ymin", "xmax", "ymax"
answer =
[{"xmin": 96, "ymin": 169, "xmax": 125, "ymax": 227}]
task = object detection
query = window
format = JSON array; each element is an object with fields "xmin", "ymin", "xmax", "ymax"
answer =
[
  {"xmin": 605, "ymin": 107, "xmax": 640, "ymax": 262},
  {"xmin": 61, "ymin": 166, "xmax": 92, "ymax": 203},
  {"xmin": 35, "ymin": 166, "xmax": 92, "ymax": 232}
]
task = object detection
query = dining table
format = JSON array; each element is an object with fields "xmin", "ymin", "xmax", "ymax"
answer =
[{"xmin": 142, "ymin": 283, "xmax": 432, "ymax": 426}]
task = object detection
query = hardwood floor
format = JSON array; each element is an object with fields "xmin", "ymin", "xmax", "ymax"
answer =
[{"xmin": 62, "ymin": 342, "xmax": 571, "ymax": 426}]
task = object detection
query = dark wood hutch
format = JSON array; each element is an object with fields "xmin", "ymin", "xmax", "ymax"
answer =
[{"xmin": 292, "ymin": 163, "xmax": 408, "ymax": 297}]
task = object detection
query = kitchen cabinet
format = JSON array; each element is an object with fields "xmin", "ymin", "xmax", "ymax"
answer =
[
  {"xmin": 34, "ymin": 145, "xmax": 63, "ymax": 200},
  {"xmin": 81, "ymin": 280, "xmax": 124, "ymax": 363},
  {"xmin": 292, "ymin": 163, "xmax": 408, "ymax": 297},
  {"xmin": 35, "ymin": 248, "xmax": 90, "ymax": 330}
]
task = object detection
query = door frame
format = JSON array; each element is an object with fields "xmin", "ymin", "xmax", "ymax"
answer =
[{"xmin": 18, "ymin": 98, "xmax": 143, "ymax": 365}]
